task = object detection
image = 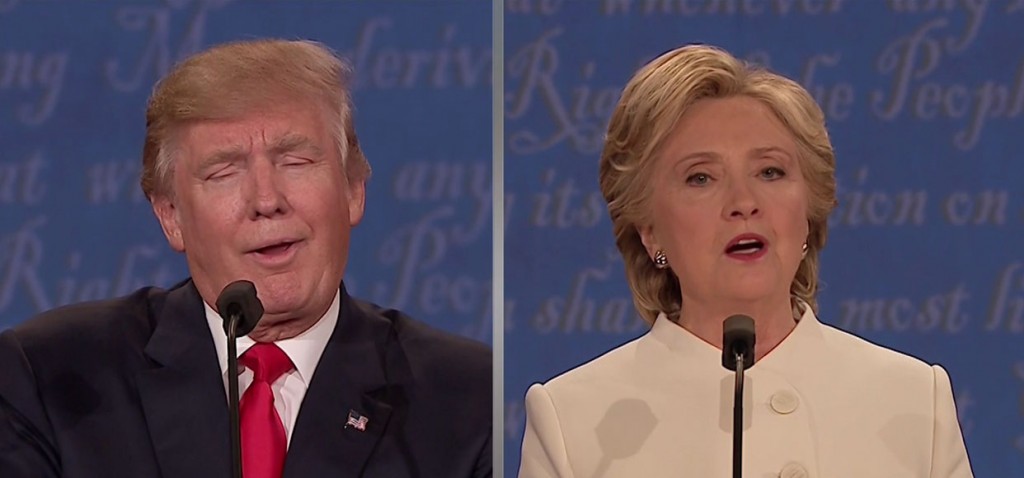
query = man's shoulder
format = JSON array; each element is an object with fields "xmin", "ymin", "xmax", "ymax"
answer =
[
  {"xmin": 3, "ymin": 282, "xmax": 186, "ymax": 355},
  {"xmin": 347, "ymin": 296, "xmax": 492, "ymax": 386}
]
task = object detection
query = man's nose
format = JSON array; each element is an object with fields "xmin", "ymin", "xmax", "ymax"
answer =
[{"xmin": 246, "ymin": 159, "xmax": 289, "ymax": 218}]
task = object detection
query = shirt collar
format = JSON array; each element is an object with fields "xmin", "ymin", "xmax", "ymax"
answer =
[{"xmin": 204, "ymin": 290, "xmax": 340, "ymax": 384}]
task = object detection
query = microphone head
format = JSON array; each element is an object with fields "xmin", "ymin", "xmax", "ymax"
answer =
[
  {"xmin": 215, "ymin": 280, "xmax": 264, "ymax": 337},
  {"xmin": 722, "ymin": 314, "xmax": 756, "ymax": 371}
]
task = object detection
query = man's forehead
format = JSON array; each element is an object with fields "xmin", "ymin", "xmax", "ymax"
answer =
[{"xmin": 180, "ymin": 114, "xmax": 328, "ymax": 153}]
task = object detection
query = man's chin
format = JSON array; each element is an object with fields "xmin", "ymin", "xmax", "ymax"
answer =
[
  {"xmin": 250, "ymin": 278, "xmax": 305, "ymax": 308},
  {"xmin": 247, "ymin": 313, "xmax": 316, "ymax": 342},
  {"xmin": 257, "ymin": 298, "xmax": 309, "ymax": 322},
  {"xmin": 246, "ymin": 279, "xmax": 337, "ymax": 331}
]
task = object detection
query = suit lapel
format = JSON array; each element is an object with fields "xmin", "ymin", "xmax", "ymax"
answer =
[
  {"xmin": 136, "ymin": 281, "xmax": 232, "ymax": 478},
  {"xmin": 284, "ymin": 286, "xmax": 397, "ymax": 477}
]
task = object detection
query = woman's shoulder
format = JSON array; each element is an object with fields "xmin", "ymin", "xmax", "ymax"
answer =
[
  {"xmin": 813, "ymin": 318, "xmax": 946, "ymax": 386},
  {"xmin": 533, "ymin": 333, "xmax": 653, "ymax": 397}
]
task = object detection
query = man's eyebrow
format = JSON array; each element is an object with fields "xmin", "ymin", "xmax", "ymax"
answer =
[
  {"xmin": 195, "ymin": 134, "xmax": 325, "ymax": 171},
  {"xmin": 197, "ymin": 146, "xmax": 247, "ymax": 171},
  {"xmin": 270, "ymin": 133, "xmax": 324, "ymax": 157}
]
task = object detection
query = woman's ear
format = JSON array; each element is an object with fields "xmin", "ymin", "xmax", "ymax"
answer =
[{"xmin": 637, "ymin": 224, "xmax": 659, "ymax": 261}]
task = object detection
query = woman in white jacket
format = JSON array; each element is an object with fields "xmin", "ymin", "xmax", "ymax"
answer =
[{"xmin": 518, "ymin": 44, "xmax": 974, "ymax": 478}]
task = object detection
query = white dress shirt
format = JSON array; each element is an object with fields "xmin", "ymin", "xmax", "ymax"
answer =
[{"xmin": 204, "ymin": 291, "xmax": 340, "ymax": 447}]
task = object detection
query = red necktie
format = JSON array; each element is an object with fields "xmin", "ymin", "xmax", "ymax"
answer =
[{"xmin": 239, "ymin": 343, "xmax": 293, "ymax": 478}]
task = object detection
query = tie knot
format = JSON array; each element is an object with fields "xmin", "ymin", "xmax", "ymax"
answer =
[{"xmin": 239, "ymin": 343, "xmax": 293, "ymax": 384}]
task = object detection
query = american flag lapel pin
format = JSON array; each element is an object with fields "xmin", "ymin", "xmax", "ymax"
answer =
[{"xmin": 345, "ymin": 409, "xmax": 369, "ymax": 432}]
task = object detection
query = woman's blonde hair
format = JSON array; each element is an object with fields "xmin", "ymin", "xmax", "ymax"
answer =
[
  {"xmin": 599, "ymin": 44, "xmax": 837, "ymax": 324},
  {"xmin": 140, "ymin": 39, "xmax": 371, "ymax": 200}
]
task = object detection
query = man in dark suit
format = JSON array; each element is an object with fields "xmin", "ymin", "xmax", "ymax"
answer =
[{"xmin": 0, "ymin": 39, "xmax": 491, "ymax": 478}]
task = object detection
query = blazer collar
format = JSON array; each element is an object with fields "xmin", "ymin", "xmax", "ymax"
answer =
[
  {"xmin": 282, "ymin": 283, "xmax": 398, "ymax": 477},
  {"xmin": 753, "ymin": 305, "xmax": 830, "ymax": 373},
  {"xmin": 646, "ymin": 304, "xmax": 828, "ymax": 374},
  {"xmin": 137, "ymin": 280, "xmax": 233, "ymax": 478}
]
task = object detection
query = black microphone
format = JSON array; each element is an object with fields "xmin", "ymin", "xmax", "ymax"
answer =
[
  {"xmin": 216, "ymin": 280, "xmax": 264, "ymax": 478},
  {"xmin": 722, "ymin": 314, "xmax": 756, "ymax": 478},
  {"xmin": 723, "ymin": 314, "xmax": 755, "ymax": 371}
]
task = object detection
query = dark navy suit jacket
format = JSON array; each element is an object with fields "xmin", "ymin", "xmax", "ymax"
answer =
[{"xmin": 0, "ymin": 280, "xmax": 492, "ymax": 477}]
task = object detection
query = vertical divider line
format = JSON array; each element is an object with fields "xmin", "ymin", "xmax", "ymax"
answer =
[{"xmin": 491, "ymin": 0, "xmax": 505, "ymax": 476}]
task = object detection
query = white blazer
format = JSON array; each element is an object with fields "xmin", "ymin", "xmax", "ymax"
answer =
[{"xmin": 519, "ymin": 307, "xmax": 973, "ymax": 478}]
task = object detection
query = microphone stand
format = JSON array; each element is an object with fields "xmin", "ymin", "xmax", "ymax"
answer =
[
  {"xmin": 227, "ymin": 312, "xmax": 242, "ymax": 478},
  {"xmin": 722, "ymin": 314, "xmax": 755, "ymax": 478},
  {"xmin": 216, "ymin": 279, "xmax": 263, "ymax": 478},
  {"xmin": 732, "ymin": 349, "xmax": 746, "ymax": 478}
]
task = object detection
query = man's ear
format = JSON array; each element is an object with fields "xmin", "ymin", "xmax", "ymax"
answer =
[
  {"xmin": 347, "ymin": 178, "xmax": 366, "ymax": 226},
  {"xmin": 152, "ymin": 196, "xmax": 185, "ymax": 252}
]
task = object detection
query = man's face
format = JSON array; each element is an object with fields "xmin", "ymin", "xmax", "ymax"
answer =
[{"xmin": 152, "ymin": 103, "xmax": 364, "ymax": 337}]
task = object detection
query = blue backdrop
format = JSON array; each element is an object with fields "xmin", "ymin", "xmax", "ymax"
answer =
[
  {"xmin": 4, "ymin": 0, "xmax": 1024, "ymax": 476},
  {"xmin": 0, "ymin": 0, "xmax": 493, "ymax": 348},
  {"xmin": 504, "ymin": 1, "xmax": 1023, "ymax": 476}
]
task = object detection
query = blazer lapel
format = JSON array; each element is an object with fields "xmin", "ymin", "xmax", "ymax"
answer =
[
  {"xmin": 283, "ymin": 286, "xmax": 397, "ymax": 477},
  {"xmin": 136, "ymin": 281, "xmax": 232, "ymax": 478}
]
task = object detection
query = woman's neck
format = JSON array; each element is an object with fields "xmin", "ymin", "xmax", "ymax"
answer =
[{"xmin": 676, "ymin": 295, "xmax": 799, "ymax": 361}]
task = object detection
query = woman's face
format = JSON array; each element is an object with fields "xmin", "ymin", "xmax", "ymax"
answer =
[{"xmin": 638, "ymin": 96, "xmax": 809, "ymax": 307}]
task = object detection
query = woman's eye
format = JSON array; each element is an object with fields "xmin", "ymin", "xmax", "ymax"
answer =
[
  {"xmin": 686, "ymin": 173, "xmax": 711, "ymax": 186},
  {"xmin": 761, "ymin": 167, "xmax": 786, "ymax": 179}
]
